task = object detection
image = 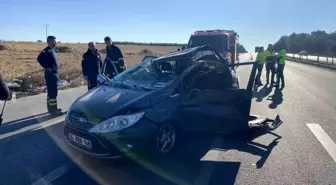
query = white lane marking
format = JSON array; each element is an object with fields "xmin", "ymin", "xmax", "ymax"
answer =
[
  {"xmin": 194, "ymin": 136, "xmax": 224, "ymax": 185},
  {"xmin": 307, "ymin": 124, "xmax": 336, "ymax": 162},
  {"xmin": 31, "ymin": 164, "xmax": 74, "ymax": 185},
  {"xmin": 0, "ymin": 115, "xmax": 66, "ymax": 140}
]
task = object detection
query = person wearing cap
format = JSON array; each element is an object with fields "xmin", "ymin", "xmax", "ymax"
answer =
[
  {"xmin": 82, "ymin": 42, "xmax": 103, "ymax": 90},
  {"xmin": 37, "ymin": 35, "xmax": 62, "ymax": 115},
  {"xmin": 255, "ymin": 47, "xmax": 266, "ymax": 86},
  {"xmin": 102, "ymin": 37, "xmax": 127, "ymax": 78}
]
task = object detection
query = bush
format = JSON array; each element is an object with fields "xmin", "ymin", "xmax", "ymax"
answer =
[
  {"xmin": 37, "ymin": 40, "xmax": 43, "ymax": 42},
  {"xmin": 54, "ymin": 46, "xmax": 73, "ymax": 53},
  {"xmin": 139, "ymin": 48, "xmax": 153, "ymax": 55},
  {"xmin": 0, "ymin": 44, "xmax": 8, "ymax": 51}
]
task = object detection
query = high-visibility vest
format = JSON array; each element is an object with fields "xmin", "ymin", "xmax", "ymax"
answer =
[
  {"xmin": 264, "ymin": 50, "xmax": 272, "ymax": 57},
  {"xmin": 279, "ymin": 49, "xmax": 286, "ymax": 65},
  {"xmin": 256, "ymin": 52, "xmax": 266, "ymax": 65},
  {"xmin": 264, "ymin": 50, "xmax": 273, "ymax": 63}
]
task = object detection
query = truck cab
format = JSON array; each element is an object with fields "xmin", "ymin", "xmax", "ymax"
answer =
[{"xmin": 186, "ymin": 29, "xmax": 239, "ymax": 68}]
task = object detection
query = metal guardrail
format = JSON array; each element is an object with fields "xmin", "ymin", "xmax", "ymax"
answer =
[
  {"xmin": 286, "ymin": 56, "xmax": 336, "ymax": 70},
  {"xmin": 287, "ymin": 54, "xmax": 335, "ymax": 65}
]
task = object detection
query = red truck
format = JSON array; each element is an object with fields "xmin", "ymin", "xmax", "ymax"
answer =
[{"xmin": 186, "ymin": 29, "xmax": 239, "ymax": 67}]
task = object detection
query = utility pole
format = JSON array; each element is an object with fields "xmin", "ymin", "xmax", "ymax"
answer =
[{"xmin": 44, "ymin": 24, "xmax": 49, "ymax": 41}]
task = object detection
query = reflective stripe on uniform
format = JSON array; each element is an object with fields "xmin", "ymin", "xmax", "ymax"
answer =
[
  {"xmin": 48, "ymin": 98, "xmax": 57, "ymax": 106},
  {"xmin": 118, "ymin": 57, "xmax": 124, "ymax": 61}
]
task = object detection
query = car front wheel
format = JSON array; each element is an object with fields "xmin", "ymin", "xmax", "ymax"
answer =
[{"xmin": 155, "ymin": 122, "xmax": 177, "ymax": 154}]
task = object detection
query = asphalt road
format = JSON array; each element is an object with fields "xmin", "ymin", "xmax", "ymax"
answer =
[{"xmin": 1, "ymin": 54, "xmax": 336, "ymax": 185}]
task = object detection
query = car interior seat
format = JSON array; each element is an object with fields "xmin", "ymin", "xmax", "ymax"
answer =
[{"xmin": 161, "ymin": 62, "xmax": 172, "ymax": 72}]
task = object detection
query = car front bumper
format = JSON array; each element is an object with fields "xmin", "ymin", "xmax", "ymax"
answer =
[{"xmin": 64, "ymin": 118, "xmax": 157, "ymax": 159}]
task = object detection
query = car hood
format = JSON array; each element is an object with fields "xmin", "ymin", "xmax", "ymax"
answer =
[{"xmin": 69, "ymin": 85, "xmax": 169, "ymax": 122}]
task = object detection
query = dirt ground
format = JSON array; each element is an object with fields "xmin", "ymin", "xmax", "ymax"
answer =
[{"xmin": 0, "ymin": 41, "xmax": 179, "ymax": 88}]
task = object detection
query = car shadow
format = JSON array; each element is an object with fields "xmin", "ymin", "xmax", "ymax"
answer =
[
  {"xmin": 253, "ymin": 84, "xmax": 273, "ymax": 102},
  {"xmin": 267, "ymin": 88, "xmax": 284, "ymax": 109},
  {"xmin": 0, "ymin": 112, "xmax": 67, "ymax": 136},
  {"xmin": 220, "ymin": 128, "xmax": 282, "ymax": 169}
]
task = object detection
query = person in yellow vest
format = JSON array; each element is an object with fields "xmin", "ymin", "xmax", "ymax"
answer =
[
  {"xmin": 264, "ymin": 45, "xmax": 276, "ymax": 85},
  {"xmin": 276, "ymin": 48, "xmax": 286, "ymax": 88},
  {"xmin": 255, "ymin": 47, "xmax": 266, "ymax": 86}
]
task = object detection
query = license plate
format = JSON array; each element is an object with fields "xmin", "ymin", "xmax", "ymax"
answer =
[{"xmin": 68, "ymin": 133, "xmax": 92, "ymax": 149}]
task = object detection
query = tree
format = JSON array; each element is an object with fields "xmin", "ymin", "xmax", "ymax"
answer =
[
  {"xmin": 273, "ymin": 30, "xmax": 336, "ymax": 60},
  {"xmin": 289, "ymin": 43, "xmax": 301, "ymax": 57},
  {"xmin": 302, "ymin": 37, "xmax": 315, "ymax": 59},
  {"xmin": 273, "ymin": 36, "xmax": 288, "ymax": 52},
  {"xmin": 315, "ymin": 39, "xmax": 329, "ymax": 62}
]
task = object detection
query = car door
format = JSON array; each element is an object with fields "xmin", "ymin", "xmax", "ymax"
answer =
[
  {"xmin": 199, "ymin": 61, "xmax": 250, "ymax": 133},
  {"xmin": 179, "ymin": 62, "xmax": 220, "ymax": 132}
]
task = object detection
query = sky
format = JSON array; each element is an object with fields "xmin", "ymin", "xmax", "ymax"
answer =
[{"xmin": 0, "ymin": 0, "xmax": 335, "ymax": 52}]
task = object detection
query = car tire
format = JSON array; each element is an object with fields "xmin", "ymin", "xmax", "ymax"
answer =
[{"xmin": 150, "ymin": 121, "xmax": 180, "ymax": 159}]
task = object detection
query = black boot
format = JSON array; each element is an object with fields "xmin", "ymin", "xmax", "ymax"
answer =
[{"xmin": 49, "ymin": 103, "xmax": 62, "ymax": 116}]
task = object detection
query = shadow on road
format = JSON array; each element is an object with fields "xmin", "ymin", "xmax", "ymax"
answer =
[
  {"xmin": 0, "ymin": 121, "xmax": 75, "ymax": 185},
  {"xmin": 0, "ymin": 118, "xmax": 282, "ymax": 185},
  {"xmin": 267, "ymin": 88, "xmax": 284, "ymax": 109},
  {"xmin": 0, "ymin": 111, "xmax": 67, "ymax": 136},
  {"xmin": 220, "ymin": 128, "xmax": 282, "ymax": 169},
  {"xmin": 253, "ymin": 85, "xmax": 273, "ymax": 102}
]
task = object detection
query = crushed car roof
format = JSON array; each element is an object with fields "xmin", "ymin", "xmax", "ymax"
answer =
[{"xmin": 153, "ymin": 45, "xmax": 223, "ymax": 63}]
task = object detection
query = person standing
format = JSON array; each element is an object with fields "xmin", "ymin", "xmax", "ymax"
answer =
[
  {"xmin": 0, "ymin": 73, "xmax": 10, "ymax": 100},
  {"xmin": 37, "ymin": 35, "xmax": 62, "ymax": 115},
  {"xmin": 102, "ymin": 37, "xmax": 127, "ymax": 78},
  {"xmin": 255, "ymin": 47, "xmax": 266, "ymax": 86},
  {"xmin": 82, "ymin": 42, "xmax": 103, "ymax": 90},
  {"xmin": 276, "ymin": 48, "xmax": 286, "ymax": 88},
  {"xmin": 264, "ymin": 45, "xmax": 276, "ymax": 85}
]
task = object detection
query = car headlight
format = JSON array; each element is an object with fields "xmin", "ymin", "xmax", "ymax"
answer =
[{"xmin": 88, "ymin": 112, "xmax": 145, "ymax": 133}]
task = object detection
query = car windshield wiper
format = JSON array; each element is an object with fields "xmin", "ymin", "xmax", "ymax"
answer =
[{"xmin": 135, "ymin": 85, "xmax": 153, "ymax": 91}]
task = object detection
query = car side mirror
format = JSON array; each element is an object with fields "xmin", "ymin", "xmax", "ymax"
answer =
[{"xmin": 97, "ymin": 74, "xmax": 109, "ymax": 85}]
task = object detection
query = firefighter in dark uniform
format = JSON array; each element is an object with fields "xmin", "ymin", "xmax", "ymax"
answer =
[
  {"xmin": 82, "ymin": 42, "xmax": 103, "ymax": 91},
  {"xmin": 37, "ymin": 36, "xmax": 62, "ymax": 114},
  {"xmin": 102, "ymin": 36, "xmax": 127, "ymax": 78}
]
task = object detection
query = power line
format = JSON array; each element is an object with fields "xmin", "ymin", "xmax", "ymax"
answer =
[{"xmin": 44, "ymin": 24, "xmax": 49, "ymax": 41}]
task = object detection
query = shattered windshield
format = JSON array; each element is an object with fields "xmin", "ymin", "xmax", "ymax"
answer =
[{"xmin": 112, "ymin": 58, "xmax": 177, "ymax": 90}]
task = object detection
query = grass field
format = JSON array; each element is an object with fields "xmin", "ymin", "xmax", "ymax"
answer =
[{"xmin": 0, "ymin": 41, "xmax": 179, "ymax": 89}]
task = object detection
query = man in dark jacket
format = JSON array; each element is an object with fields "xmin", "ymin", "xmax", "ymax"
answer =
[
  {"xmin": 82, "ymin": 42, "xmax": 103, "ymax": 90},
  {"xmin": 37, "ymin": 35, "xmax": 62, "ymax": 115},
  {"xmin": 0, "ymin": 72, "xmax": 11, "ymax": 125},
  {"xmin": 102, "ymin": 36, "xmax": 127, "ymax": 78},
  {"xmin": 0, "ymin": 73, "xmax": 10, "ymax": 101}
]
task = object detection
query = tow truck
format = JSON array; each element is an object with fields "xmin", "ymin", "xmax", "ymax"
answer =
[{"xmin": 186, "ymin": 29, "xmax": 239, "ymax": 70}]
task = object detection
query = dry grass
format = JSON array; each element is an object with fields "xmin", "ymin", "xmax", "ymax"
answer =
[{"xmin": 0, "ymin": 41, "xmax": 178, "ymax": 89}]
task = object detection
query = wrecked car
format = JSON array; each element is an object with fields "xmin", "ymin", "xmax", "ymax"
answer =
[{"xmin": 63, "ymin": 45, "xmax": 282, "ymax": 159}]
